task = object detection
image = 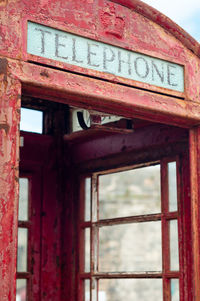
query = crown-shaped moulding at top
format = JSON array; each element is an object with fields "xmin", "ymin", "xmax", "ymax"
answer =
[{"xmin": 98, "ymin": 0, "xmax": 131, "ymax": 42}]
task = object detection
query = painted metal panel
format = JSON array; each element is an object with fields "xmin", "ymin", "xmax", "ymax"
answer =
[{"xmin": 27, "ymin": 22, "xmax": 184, "ymax": 92}]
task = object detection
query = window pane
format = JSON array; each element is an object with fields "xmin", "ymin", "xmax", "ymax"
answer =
[
  {"xmin": 85, "ymin": 178, "xmax": 91, "ymax": 221},
  {"xmin": 99, "ymin": 221, "xmax": 162, "ymax": 272},
  {"xmin": 85, "ymin": 228, "xmax": 90, "ymax": 272},
  {"xmin": 19, "ymin": 178, "xmax": 29, "ymax": 221},
  {"xmin": 170, "ymin": 220, "xmax": 179, "ymax": 271},
  {"xmin": 85, "ymin": 279, "xmax": 90, "ymax": 301},
  {"xmin": 99, "ymin": 165, "xmax": 161, "ymax": 219},
  {"xmin": 16, "ymin": 279, "xmax": 27, "ymax": 301},
  {"xmin": 171, "ymin": 279, "xmax": 179, "ymax": 301},
  {"xmin": 17, "ymin": 228, "xmax": 28, "ymax": 272},
  {"xmin": 20, "ymin": 107, "xmax": 43, "ymax": 134},
  {"xmin": 168, "ymin": 162, "xmax": 178, "ymax": 212},
  {"xmin": 99, "ymin": 279, "xmax": 163, "ymax": 301}
]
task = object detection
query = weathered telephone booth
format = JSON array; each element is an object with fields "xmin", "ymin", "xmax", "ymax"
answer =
[{"xmin": 1, "ymin": 0, "xmax": 200, "ymax": 300}]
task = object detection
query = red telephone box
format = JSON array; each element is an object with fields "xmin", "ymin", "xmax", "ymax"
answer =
[{"xmin": 1, "ymin": 0, "xmax": 200, "ymax": 300}]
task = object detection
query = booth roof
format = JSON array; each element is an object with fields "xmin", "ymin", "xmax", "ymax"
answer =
[{"xmin": 111, "ymin": 0, "xmax": 200, "ymax": 58}]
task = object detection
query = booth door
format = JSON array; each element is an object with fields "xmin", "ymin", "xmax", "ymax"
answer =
[
  {"xmin": 17, "ymin": 167, "xmax": 42, "ymax": 301},
  {"xmin": 79, "ymin": 155, "xmax": 191, "ymax": 301},
  {"xmin": 74, "ymin": 124, "xmax": 191, "ymax": 301},
  {"xmin": 16, "ymin": 117, "xmax": 191, "ymax": 301},
  {"xmin": 17, "ymin": 131, "xmax": 61, "ymax": 301}
]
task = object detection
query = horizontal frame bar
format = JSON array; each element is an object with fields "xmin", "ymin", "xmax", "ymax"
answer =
[
  {"xmin": 16, "ymin": 272, "xmax": 31, "ymax": 279},
  {"xmin": 80, "ymin": 271, "xmax": 179, "ymax": 279},
  {"xmin": 81, "ymin": 212, "xmax": 178, "ymax": 228},
  {"xmin": 18, "ymin": 221, "xmax": 31, "ymax": 228}
]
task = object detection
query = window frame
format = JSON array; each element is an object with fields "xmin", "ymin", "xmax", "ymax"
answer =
[
  {"xmin": 78, "ymin": 156, "xmax": 184, "ymax": 301},
  {"xmin": 17, "ymin": 165, "xmax": 43, "ymax": 301},
  {"xmin": 17, "ymin": 174, "xmax": 32, "ymax": 301}
]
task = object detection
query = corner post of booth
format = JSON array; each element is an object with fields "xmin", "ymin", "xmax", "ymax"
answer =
[
  {"xmin": 0, "ymin": 58, "xmax": 21, "ymax": 301},
  {"xmin": 189, "ymin": 127, "xmax": 200, "ymax": 300}
]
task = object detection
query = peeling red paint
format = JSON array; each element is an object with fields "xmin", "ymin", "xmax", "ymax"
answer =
[{"xmin": 0, "ymin": 0, "xmax": 200, "ymax": 300}]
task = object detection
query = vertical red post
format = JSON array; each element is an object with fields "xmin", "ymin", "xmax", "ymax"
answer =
[
  {"xmin": 189, "ymin": 127, "xmax": 200, "ymax": 301},
  {"xmin": 0, "ymin": 59, "xmax": 21, "ymax": 301}
]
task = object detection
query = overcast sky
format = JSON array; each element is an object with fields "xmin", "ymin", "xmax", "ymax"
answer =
[{"xmin": 142, "ymin": 0, "xmax": 200, "ymax": 42}]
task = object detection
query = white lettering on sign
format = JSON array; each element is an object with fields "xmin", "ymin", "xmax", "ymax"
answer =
[{"xmin": 27, "ymin": 22, "xmax": 184, "ymax": 92}]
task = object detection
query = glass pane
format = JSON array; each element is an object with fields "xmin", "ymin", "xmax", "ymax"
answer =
[
  {"xmin": 99, "ymin": 221, "xmax": 162, "ymax": 272},
  {"xmin": 17, "ymin": 228, "xmax": 28, "ymax": 272},
  {"xmin": 19, "ymin": 178, "xmax": 29, "ymax": 221},
  {"xmin": 85, "ymin": 279, "xmax": 90, "ymax": 301},
  {"xmin": 85, "ymin": 228, "xmax": 90, "ymax": 272},
  {"xmin": 170, "ymin": 220, "xmax": 179, "ymax": 271},
  {"xmin": 99, "ymin": 165, "xmax": 161, "ymax": 219},
  {"xmin": 171, "ymin": 279, "xmax": 179, "ymax": 301},
  {"xmin": 85, "ymin": 178, "xmax": 91, "ymax": 221},
  {"xmin": 20, "ymin": 107, "xmax": 43, "ymax": 134},
  {"xmin": 168, "ymin": 162, "xmax": 178, "ymax": 212},
  {"xmin": 16, "ymin": 279, "xmax": 27, "ymax": 301},
  {"xmin": 99, "ymin": 279, "xmax": 163, "ymax": 301}
]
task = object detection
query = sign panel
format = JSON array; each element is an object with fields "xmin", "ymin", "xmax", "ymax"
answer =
[{"xmin": 27, "ymin": 22, "xmax": 184, "ymax": 92}]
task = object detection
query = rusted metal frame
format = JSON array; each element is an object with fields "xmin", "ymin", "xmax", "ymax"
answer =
[
  {"xmin": 18, "ymin": 221, "xmax": 31, "ymax": 228},
  {"xmin": 17, "ymin": 173, "xmax": 32, "ymax": 300},
  {"xmin": 80, "ymin": 271, "xmax": 179, "ymax": 279},
  {"xmin": 89, "ymin": 271, "xmax": 179, "ymax": 279},
  {"xmin": 91, "ymin": 272, "xmax": 163, "ymax": 279},
  {"xmin": 161, "ymin": 157, "xmax": 181, "ymax": 301},
  {"xmin": 176, "ymin": 156, "xmax": 185, "ymax": 301},
  {"xmin": 178, "ymin": 150, "xmax": 192, "ymax": 301},
  {"xmin": 21, "ymin": 171, "xmax": 33, "ymax": 300},
  {"xmin": 90, "ymin": 174, "xmax": 99, "ymax": 301},
  {"xmin": 16, "ymin": 272, "xmax": 31, "ymax": 279},
  {"xmin": 80, "ymin": 212, "xmax": 176, "ymax": 230},
  {"xmin": 161, "ymin": 159, "xmax": 171, "ymax": 301},
  {"xmin": 80, "ymin": 206, "xmax": 177, "ymax": 229},
  {"xmin": 166, "ymin": 157, "xmax": 182, "ymax": 300},
  {"xmin": 96, "ymin": 213, "xmax": 162, "ymax": 226},
  {"xmin": 94, "ymin": 212, "xmax": 178, "ymax": 227},
  {"xmin": 77, "ymin": 176, "xmax": 86, "ymax": 301},
  {"xmin": 29, "ymin": 171, "xmax": 39, "ymax": 301},
  {"xmin": 189, "ymin": 127, "xmax": 200, "ymax": 301},
  {"xmin": 78, "ymin": 173, "xmax": 94, "ymax": 301},
  {"xmin": 20, "ymin": 163, "xmax": 44, "ymax": 301}
]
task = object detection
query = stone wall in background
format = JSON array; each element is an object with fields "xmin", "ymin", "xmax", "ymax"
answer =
[{"xmin": 97, "ymin": 165, "xmax": 162, "ymax": 300}]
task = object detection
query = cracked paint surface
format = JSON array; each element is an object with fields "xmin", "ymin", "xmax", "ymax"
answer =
[{"xmin": 0, "ymin": 0, "xmax": 200, "ymax": 300}]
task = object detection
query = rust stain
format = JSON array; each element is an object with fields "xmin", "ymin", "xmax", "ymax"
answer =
[
  {"xmin": 40, "ymin": 70, "xmax": 49, "ymax": 78},
  {"xmin": 0, "ymin": 0, "xmax": 7, "ymax": 5},
  {"xmin": 0, "ymin": 123, "xmax": 10, "ymax": 135},
  {"xmin": 0, "ymin": 58, "xmax": 7, "ymax": 81}
]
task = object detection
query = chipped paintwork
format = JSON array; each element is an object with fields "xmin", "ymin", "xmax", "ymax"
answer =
[
  {"xmin": 0, "ymin": 0, "xmax": 200, "ymax": 300},
  {"xmin": 0, "ymin": 0, "xmax": 199, "ymax": 99},
  {"xmin": 0, "ymin": 71, "xmax": 21, "ymax": 300}
]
